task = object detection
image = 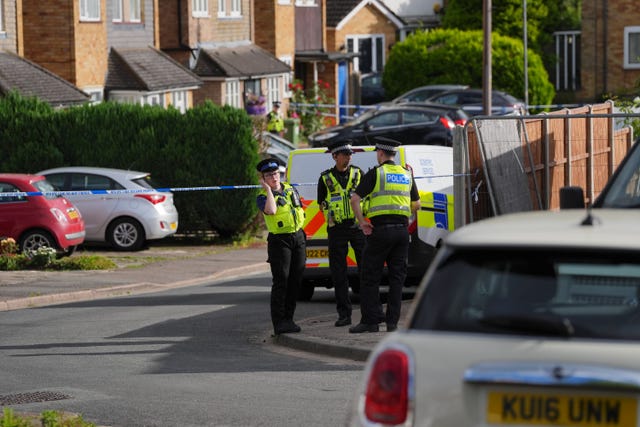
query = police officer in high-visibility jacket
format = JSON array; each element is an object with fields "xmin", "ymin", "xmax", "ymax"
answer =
[
  {"xmin": 256, "ymin": 158, "xmax": 306, "ymax": 335},
  {"xmin": 266, "ymin": 101, "xmax": 284, "ymax": 137},
  {"xmin": 317, "ymin": 140, "xmax": 365, "ymax": 327},
  {"xmin": 348, "ymin": 137, "xmax": 420, "ymax": 333}
]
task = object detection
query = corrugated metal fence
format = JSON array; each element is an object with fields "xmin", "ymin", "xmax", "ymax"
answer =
[{"xmin": 454, "ymin": 101, "xmax": 638, "ymax": 228}]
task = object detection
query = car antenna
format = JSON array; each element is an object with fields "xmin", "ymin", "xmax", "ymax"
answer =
[{"xmin": 580, "ymin": 204, "xmax": 596, "ymax": 226}]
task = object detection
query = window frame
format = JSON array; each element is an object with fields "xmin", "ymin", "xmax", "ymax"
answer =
[
  {"xmin": 346, "ymin": 34, "xmax": 385, "ymax": 73},
  {"xmin": 113, "ymin": 0, "xmax": 141, "ymax": 23},
  {"xmin": 217, "ymin": 0, "xmax": 226, "ymax": 17},
  {"xmin": 279, "ymin": 56, "xmax": 293, "ymax": 98},
  {"xmin": 192, "ymin": 0, "xmax": 209, "ymax": 18},
  {"xmin": 624, "ymin": 26, "xmax": 640, "ymax": 69},
  {"xmin": 230, "ymin": 0, "xmax": 241, "ymax": 16},
  {"xmin": 80, "ymin": 0, "xmax": 101, "ymax": 22},
  {"xmin": 266, "ymin": 76, "xmax": 281, "ymax": 108},
  {"xmin": 225, "ymin": 80, "xmax": 241, "ymax": 108}
]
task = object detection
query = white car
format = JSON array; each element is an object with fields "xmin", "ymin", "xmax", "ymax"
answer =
[
  {"xmin": 348, "ymin": 209, "xmax": 640, "ymax": 426},
  {"xmin": 38, "ymin": 167, "xmax": 178, "ymax": 251}
]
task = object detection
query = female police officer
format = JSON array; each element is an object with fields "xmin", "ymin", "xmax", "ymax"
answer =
[{"xmin": 256, "ymin": 158, "xmax": 306, "ymax": 335}]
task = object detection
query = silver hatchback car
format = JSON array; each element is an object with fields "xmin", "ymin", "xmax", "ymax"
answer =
[{"xmin": 38, "ymin": 167, "xmax": 178, "ymax": 251}]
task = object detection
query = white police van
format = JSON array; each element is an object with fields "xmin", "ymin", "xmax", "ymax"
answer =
[{"xmin": 287, "ymin": 145, "xmax": 454, "ymax": 300}]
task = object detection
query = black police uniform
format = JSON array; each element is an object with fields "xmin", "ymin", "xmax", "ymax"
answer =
[
  {"xmin": 317, "ymin": 155, "xmax": 365, "ymax": 326},
  {"xmin": 256, "ymin": 158, "xmax": 306, "ymax": 335},
  {"xmin": 350, "ymin": 141, "xmax": 419, "ymax": 333}
]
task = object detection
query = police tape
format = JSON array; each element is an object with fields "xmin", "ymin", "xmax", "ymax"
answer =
[{"xmin": 0, "ymin": 174, "xmax": 466, "ymax": 197}]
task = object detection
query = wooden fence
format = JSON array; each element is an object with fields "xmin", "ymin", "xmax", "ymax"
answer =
[{"xmin": 454, "ymin": 101, "xmax": 636, "ymax": 227}]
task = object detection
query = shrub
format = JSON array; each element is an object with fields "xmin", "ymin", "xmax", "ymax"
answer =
[{"xmin": 383, "ymin": 29, "xmax": 555, "ymax": 112}]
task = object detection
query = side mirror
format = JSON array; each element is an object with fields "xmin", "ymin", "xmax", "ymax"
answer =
[{"xmin": 559, "ymin": 186, "xmax": 585, "ymax": 209}]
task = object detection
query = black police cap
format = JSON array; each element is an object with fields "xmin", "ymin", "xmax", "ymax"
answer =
[
  {"xmin": 374, "ymin": 136, "xmax": 401, "ymax": 152},
  {"xmin": 256, "ymin": 158, "xmax": 281, "ymax": 173},
  {"xmin": 327, "ymin": 139, "xmax": 354, "ymax": 155}
]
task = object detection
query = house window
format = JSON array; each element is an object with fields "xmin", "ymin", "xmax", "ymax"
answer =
[
  {"xmin": 113, "ymin": 0, "xmax": 141, "ymax": 23},
  {"xmin": 267, "ymin": 77, "xmax": 280, "ymax": 107},
  {"xmin": 624, "ymin": 27, "xmax": 640, "ymax": 69},
  {"xmin": 347, "ymin": 35, "xmax": 385, "ymax": 73},
  {"xmin": 278, "ymin": 0, "xmax": 291, "ymax": 4},
  {"xmin": 193, "ymin": 0, "xmax": 208, "ymax": 17},
  {"xmin": 83, "ymin": 87, "xmax": 104, "ymax": 104},
  {"xmin": 144, "ymin": 94, "xmax": 163, "ymax": 107},
  {"xmin": 279, "ymin": 56, "xmax": 293, "ymax": 97},
  {"xmin": 231, "ymin": 0, "xmax": 241, "ymax": 16},
  {"xmin": 110, "ymin": 93, "xmax": 143, "ymax": 105},
  {"xmin": 217, "ymin": 0, "xmax": 226, "ymax": 17},
  {"xmin": 80, "ymin": 0, "xmax": 101, "ymax": 21},
  {"xmin": 225, "ymin": 80, "xmax": 241, "ymax": 107},
  {"xmin": 295, "ymin": 0, "xmax": 317, "ymax": 5},
  {"xmin": 172, "ymin": 91, "xmax": 188, "ymax": 113}
]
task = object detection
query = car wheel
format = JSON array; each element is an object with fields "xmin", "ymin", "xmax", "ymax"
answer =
[
  {"xmin": 297, "ymin": 282, "xmax": 315, "ymax": 301},
  {"xmin": 19, "ymin": 230, "xmax": 58, "ymax": 253},
  {"xmin": 107, "ymin": 217, "xmax": 145, "ymax": 251}
]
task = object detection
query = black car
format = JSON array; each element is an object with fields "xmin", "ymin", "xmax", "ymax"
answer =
[
  {"xmin": 360, "ymin": 72, "xmax": 385, "ymax": 105},
  {"xmin": 308, "ymin": 104, "xmax": 460, "ymax": 147},
  {"xmin": 426, "ymin": 88, "xmax": 526, "ymax": 116}
]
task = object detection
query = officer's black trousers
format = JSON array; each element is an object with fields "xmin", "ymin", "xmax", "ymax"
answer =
[
  {"xmin": 267, "ymin": 229, "xmax": 306, "ymax": 330},
  {"xmin": 327, "ymin": 224, "xmax": 365, "ymax": 319},
  {"xmin": 359, "ymin": 224, "xmax": 409, "ymax": 326}
]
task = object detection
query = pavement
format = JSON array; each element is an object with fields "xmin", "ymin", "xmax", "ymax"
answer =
[{"xmin": 0, "ymin": 241, "xmax": 406, "ymax": 362}]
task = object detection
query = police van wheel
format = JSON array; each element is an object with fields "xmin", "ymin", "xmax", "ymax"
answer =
[{"xmin": 297, "ymin": 283, "xmax": 315, "ymax": 301}]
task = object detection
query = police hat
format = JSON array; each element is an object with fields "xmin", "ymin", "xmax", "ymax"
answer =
[
  {"xmin": 374, "ymin": 136, "xmax": 401, "ymax": 152},
  {"xmin": 256, "ymin": 158, "xmax": 281, "ymax": 173},
  {"xmin": 328, "ymin": 140, "xmax": 354, "ymax": 155},
  {"xmin": 272, "ymin": 101, "xmax": 281, "ymax": 108}
]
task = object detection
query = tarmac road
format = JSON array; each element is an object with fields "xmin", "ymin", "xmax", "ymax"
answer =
[{"xmin": 0, "ymin": 240, "xmax": 411, "ymax": 361}]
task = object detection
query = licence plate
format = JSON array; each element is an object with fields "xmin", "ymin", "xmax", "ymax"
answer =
[
  {"xmin": 487, "ymin": 391, "xmax": 638, "ymax": 426},
  {"xmin": 306, "ymin": 248, "xmax": 329, "ymax": 258},
  {"xmin": 170, "ymin": 222, "xmax": 177, "ymax": 230}
]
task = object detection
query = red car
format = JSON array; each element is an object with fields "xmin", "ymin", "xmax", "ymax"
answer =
[{"xmin": 0, "ymin": 173, "xmax": 85, "ymax": 254}]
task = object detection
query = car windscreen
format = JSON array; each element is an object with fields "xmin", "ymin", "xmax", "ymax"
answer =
[
  {"xmin": 595, "ymin": 143, "xmax": 640, "ymax": 208},
  {"xmin": 132, "ymin": 175, "xmax": 159, "ymax": 190},
  {"xmin": 32, "ymin": 179, "xmax": 59, "ymax": 200},
  {"xmin": 410, "ymin": 248, "xmax": 640, "ymax": 340}
]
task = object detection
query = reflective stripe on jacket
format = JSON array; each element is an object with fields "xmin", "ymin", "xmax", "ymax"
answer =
[
  {"xmin": 321, "ymin": 166, "xmax": 361, "ymax": 225},
  {"xmin": 260, "ymin": 183, "xmax": 305, "ymax": 234},
  {"xmin": 367, "ymin": 164, "xmax": 412, "ymax": 218}
]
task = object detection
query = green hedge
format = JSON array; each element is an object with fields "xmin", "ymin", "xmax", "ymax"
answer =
[
  {"xmin": 383, "ymin": 29, "xmax": 555, "ymax": 112},
  {"xmin": 0, "ymin": 93, "xmax": 260, "ymax": 239}
]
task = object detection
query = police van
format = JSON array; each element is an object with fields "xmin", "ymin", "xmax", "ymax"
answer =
[{"xmin": 287, "ymin": 144, "xmax": 454, "ymax": 300}]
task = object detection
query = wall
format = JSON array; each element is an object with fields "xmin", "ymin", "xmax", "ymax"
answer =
[
  {"xmin": 579, "ymin": 0, "xmax": 640, "ymax": 101},
  {"xmin": 0, "ymin": 0, "xmax": 19, "ymax": 54}
]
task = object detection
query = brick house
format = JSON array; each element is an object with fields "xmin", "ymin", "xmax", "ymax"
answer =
[
  {"xmin": 19, "ymin": 0, "xmax": 202, "ymax": 111},
  {"xmin": 579, "ymin": 0, "xmax": 640, "ymax": 101},
  {"xmin": 158, "ymin": 0, "xmax": 292, "ymax": 116},
  {"xmin": 0, "ymin": 0, "xmax": 88, "ymax": 107}
]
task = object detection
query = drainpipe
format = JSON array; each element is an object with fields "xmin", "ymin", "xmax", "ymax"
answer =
[{"xmin": 177, "ymin": 0, "xmax": 197, "ymax": 61}]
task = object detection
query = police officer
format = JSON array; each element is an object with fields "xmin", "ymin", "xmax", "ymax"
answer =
[
  {"xmin": 348, "ymin": 137, "xmax": 420, "ymax": 333},
  {"xmin": 317, "ymin": 140, "xmax": 365, "ymax": 327},
  {"xmin": 266, "ymin": 101, "xmax": 284, "ymax": 137},
  {"xmin": 256, "ymin": 158, "xmax": 306, "ymax": 335}
]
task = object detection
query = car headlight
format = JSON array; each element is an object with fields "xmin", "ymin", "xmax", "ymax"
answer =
[{"xmin": 311, "ymin": 132, "xmax": 338, "ymax": 142}]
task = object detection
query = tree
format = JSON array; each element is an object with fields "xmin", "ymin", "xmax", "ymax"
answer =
[{"xmin": 382, "ymin": 29, "xmax": 555, "ymax": 111}]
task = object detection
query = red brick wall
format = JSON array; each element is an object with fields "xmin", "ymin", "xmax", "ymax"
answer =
[{"xmin": 579, "ymin": 0, "xmax": 640, "ymax": 101}]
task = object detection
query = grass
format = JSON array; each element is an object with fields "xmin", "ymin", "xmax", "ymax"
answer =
[{"xmin": 0, "ymin": 408, "xmax": 96, "ymax": 427}]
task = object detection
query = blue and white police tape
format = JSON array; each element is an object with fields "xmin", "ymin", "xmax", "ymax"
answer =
[{"xmin": 0, "ymin": 173, "xmax": 467, "ymax": 197}]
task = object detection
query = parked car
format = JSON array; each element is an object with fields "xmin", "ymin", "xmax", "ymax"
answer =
[
  {"xmin": 561, "ymin": 136, "xmax": 640, "ymax": 209},
  {"xmin": 0, "ymin": 173, "xmax": 85, "ymax": 254},
  {"xmin": 38, "ymin": 167, "xmax": 178, "ymax": 251},
  {"xmin": 347, "ymin": 208, "xmax": 640, "ymax": 426},
  {"xmin": 360, "ymin": 72, "xmax": 385, "ymax": 105},
  {"xmin": 390, "ymin": 84, "xmax": 469, "ymax": 104},
  {"xmin": 308, "ymin": 104, "xmax": 458, "ymax": 148},
  {"xmin": 426, "ymin": 88, "xmax": 526, "ymax": 116}
]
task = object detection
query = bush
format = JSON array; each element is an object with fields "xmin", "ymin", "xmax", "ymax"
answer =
[
  {"xmin": 0, "ymin": 408, "xmax": 96, "ymax": 427},
  {"xmin": 383, "ymin": 29, "xmax": 555, "ymax": 112},
  {"xmin": 0, "ymin": 95, "xmax": 261, "ymax": 239}
]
